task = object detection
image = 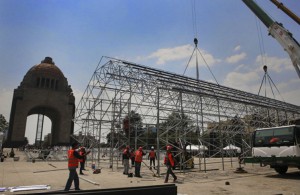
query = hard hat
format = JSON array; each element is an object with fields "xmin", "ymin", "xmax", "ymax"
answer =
[
  {"xmin": 138, "ymin": 147, "xmax": 143, "ymax": 151},
  {"xmin": 151, "ymin": 146, "xmax": 154, "ymax": 149},
  {"xmin": 166, "ymin": 145, "xmax": 172, "ymax": 150}
]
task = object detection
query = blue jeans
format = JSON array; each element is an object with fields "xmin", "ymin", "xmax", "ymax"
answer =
[{"xmin": 64, "ymin": 168, "xmax": 79, "ymax": 191}]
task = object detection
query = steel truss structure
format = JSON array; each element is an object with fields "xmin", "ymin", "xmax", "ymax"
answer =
[{"xmin": 74, "ymin": 56, "xmax": 300, "ymax": 174}]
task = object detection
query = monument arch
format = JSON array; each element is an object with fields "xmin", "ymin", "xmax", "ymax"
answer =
[{"xmin": 5, "ymin": 57, "xmax": 75, "ymax": 147}]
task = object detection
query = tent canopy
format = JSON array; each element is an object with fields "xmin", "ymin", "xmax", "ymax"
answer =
[
  {"xmin": 223, "ymin": 144, "xmax": 241, "ymax": 153},
  {"xmin": 186, "ymin": 145, "xmax": 208, "ymax": 151}
]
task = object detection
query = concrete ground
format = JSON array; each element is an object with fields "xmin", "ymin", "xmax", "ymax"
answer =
[{"xmin": 0, "ymin": 149, "xmax": 299, "ymax": 195}]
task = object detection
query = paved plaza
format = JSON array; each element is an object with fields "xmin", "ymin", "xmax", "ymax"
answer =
[{"xmin": 0, "ymin": 149, "xmax": 299, "ymax": 195}]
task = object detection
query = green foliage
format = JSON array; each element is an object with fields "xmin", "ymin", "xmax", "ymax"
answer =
[
  {"xmin": 106, "ymin": 131, "xmax": 127, "ymax": 146},
  {"xmin": 0, "ymin": 114, "xmax": 8, "ymax": 132},
  {"xmin": 122, "ymin": 110, "xmax": 143, "ymax": 137},
  {"xmin": 159, "ymin": 111, "xmax": 194, "ymax": 143}
]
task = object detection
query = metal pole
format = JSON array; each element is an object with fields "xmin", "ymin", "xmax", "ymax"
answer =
[
  {"xmin": 156, "ymin": 87, "xmax": 160, "ymax": 175},
  {"xmin": 217, "ymin": 99, "xmax": 225, "ymax": 171}
]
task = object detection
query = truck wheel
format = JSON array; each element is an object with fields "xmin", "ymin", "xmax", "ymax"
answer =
[{"xmin": 274, "ymin": 166, "xmax": 288, "ymax": 175}]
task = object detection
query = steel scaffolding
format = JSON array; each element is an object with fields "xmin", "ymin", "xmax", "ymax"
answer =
[{"xmin": 74, "ymin": 56, "xmax": 300, "ymax": 174}]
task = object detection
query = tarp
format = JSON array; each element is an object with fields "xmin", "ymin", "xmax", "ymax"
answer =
[
  {"xmin": 186, "ymin": 145, "xmax": 208, "ymax": 151},
  {"xmin": 223, "ymin": 144, "xmax": 241, "ymax": 153}
]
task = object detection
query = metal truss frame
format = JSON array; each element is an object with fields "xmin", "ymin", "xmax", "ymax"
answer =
[{"xmin": 74, "ymin": 56, "xmax": 300, "ymax": 174}]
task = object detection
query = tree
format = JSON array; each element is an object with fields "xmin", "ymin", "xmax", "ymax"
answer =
[
  {"xmin": 106, "ymin": 131, "xmax": 126, "ymax": 146},
  {"xmin": 159, "ymin": 111, "xmax": 193, "ymax": 143},
  {"xmin": 122, "ymin": 110, "xmax": 143, "ymax": 137},
  {"xmin": 0, "ymin": 114, "xmax": 8, "ymax": 132}
]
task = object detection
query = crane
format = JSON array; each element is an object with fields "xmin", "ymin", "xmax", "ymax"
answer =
[
  {"xmin": 269, "ymin": 0, "xmax": 300, "ymax": 25},
  {"xmin": 242, "ymin": 0, "xmax": 300, "ymax": 78}
]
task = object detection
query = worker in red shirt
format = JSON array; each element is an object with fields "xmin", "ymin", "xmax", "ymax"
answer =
[
  {"xmin": 130, "ymin": 148, "xmax": 135, "ymax": 167},
  {"xmin": 78, "ymin": 147, "xmax": 87, "ymax": 175},
  {"xmin": 164, "ymin": 145, "xmax": 177, "ymax": 183},
  {"xmin": 134, "ymin": 147, "xmax": 146, "ymax": 177},
  {"xmin": 148, "ymin": 146, "xmax": 157, "ymax": 170},
  {"xmin": 122, "ymin": 145, "xmax": 130, "ymax": 175}
]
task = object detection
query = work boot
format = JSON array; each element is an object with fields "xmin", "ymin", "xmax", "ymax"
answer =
[
  {"xmin": 173, "ymin": 177, "xmax": 177, "ymax": 183},
  {"xmin": 75, "ymin": 188, "xmax": 81, "ymax": 191}
]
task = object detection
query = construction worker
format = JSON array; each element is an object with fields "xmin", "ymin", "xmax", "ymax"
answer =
[
  {"xmin": 64, "ymin": 143, "xmax": 89, "ymax": 191},
  {"xmin": 164, "ymin": 145, "xmax": 177, "ymax": 183},
  {"xmin": 79, "ymin": 147, "xmax": 87, "ymax": 175},
  {"xmin": 148, "ymin": 146, "xmax": 157, "ymax": 170},
  {"xmin": 130, "ymin": 148, "xmax": 135, "ymax": 166},
  {"xmin": 122, "ymin": 145, "xmax": 130, "ymax": 175},
  {"xmin": 134, "ymin": 147, "xmax": 146, "ymax": 177}
]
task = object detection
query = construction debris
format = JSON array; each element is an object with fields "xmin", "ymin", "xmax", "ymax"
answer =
[
  {"xmin": 79, "ymin": 177, "xmax": 100, "ymax": 186},
  {"xmin": 33, "ymin": 168, "xmax": 66, "ymax": 173},
  {"xmin": 9, "ymin": 185, "xmax": 50, "ymax": 192},
  {"xmin": 48, "ymin": 163, "xmax": 57, "ymax": 168},
  {"xmin": 142, "ymin": 161, "xmax": 159, "ymax": 177}
]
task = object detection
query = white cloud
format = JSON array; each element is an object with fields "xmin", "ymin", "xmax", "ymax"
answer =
[
  {"xmin": 225, "ymin": 52, "xmax": 246, "ymax": 64},
  {"xmin": 281, "ymin": 88, "xmax": 300, "ymax": 106},
  {"xmin": 234, "ymin": 45, "xmax": 241, "ymax": 52},
  {"xmin": 234, "ymin": 64, "xmax": 246, "ymax": 71},
  {"xmin": 276, "ymin": 78, "xmax": 300, "ymax": 106},
  {"xmin": 223, "ymin": 68, "xmax": 300, "ymax": 106},
  {"xmin": 255, "ymin": 55, "xmax": 292, "ymax": 73},
  {"xmin": 223, "ymin": 71, "xmax": 260, "ymax": 93},
  {"xmin": 0, "ymin": 89, "xmax": 13, "ymax": 120},
  {"xmin": 73, "ymin": 88, "xmax": 85, "ymax": 106},
  {"xmin": 147, "ymin": 44, "xmax": 193, "ymax": 65},
  {"xmin": 147, "ymin": 44, "xmax": 221, "ymax": 66}
]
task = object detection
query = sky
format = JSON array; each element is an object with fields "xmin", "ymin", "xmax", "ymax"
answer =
[{"xmin": 0, "ymin": 0, "xmax": 299, "ymax": 144}]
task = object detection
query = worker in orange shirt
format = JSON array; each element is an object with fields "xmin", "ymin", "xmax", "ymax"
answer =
[
  {"xmin": 134, "ymin": 147, "xmax": 146, "ymax": 178},
  {"xmin": 164, "ymin": 145, "xmax": 177, "ymax": 183},
  {"xmin": 64, "ymin": 143, "xmax": 84, "ymax": 191},
  {"xmin": 148, "ymin": 146, "xmax": 157, "ymax": 170}
]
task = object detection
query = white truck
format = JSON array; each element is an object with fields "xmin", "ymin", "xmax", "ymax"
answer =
[{"xmin": 244, "ymin": 125, "xmax": 300, "ymax": 174}]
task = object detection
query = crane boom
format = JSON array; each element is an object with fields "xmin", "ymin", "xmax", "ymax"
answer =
[
  {"xmin": 270, "ymin": 0, "xmax": 300, "ymax": 25},
  {"xmin": 242, "ymin": 0, "xmax": 300, "ymax": 78}
]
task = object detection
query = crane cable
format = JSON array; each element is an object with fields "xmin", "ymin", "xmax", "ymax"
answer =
[
  {"xmin": 191, "ymin": 0, "xmax": 198, "ymax": 38},
  {"xmin": 183, "ymin": 0, "xmax": 219, "ymax": 85},
  {"xmin": 254, "ymin": 0, "xmax": 285, "ymax": 102}
]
